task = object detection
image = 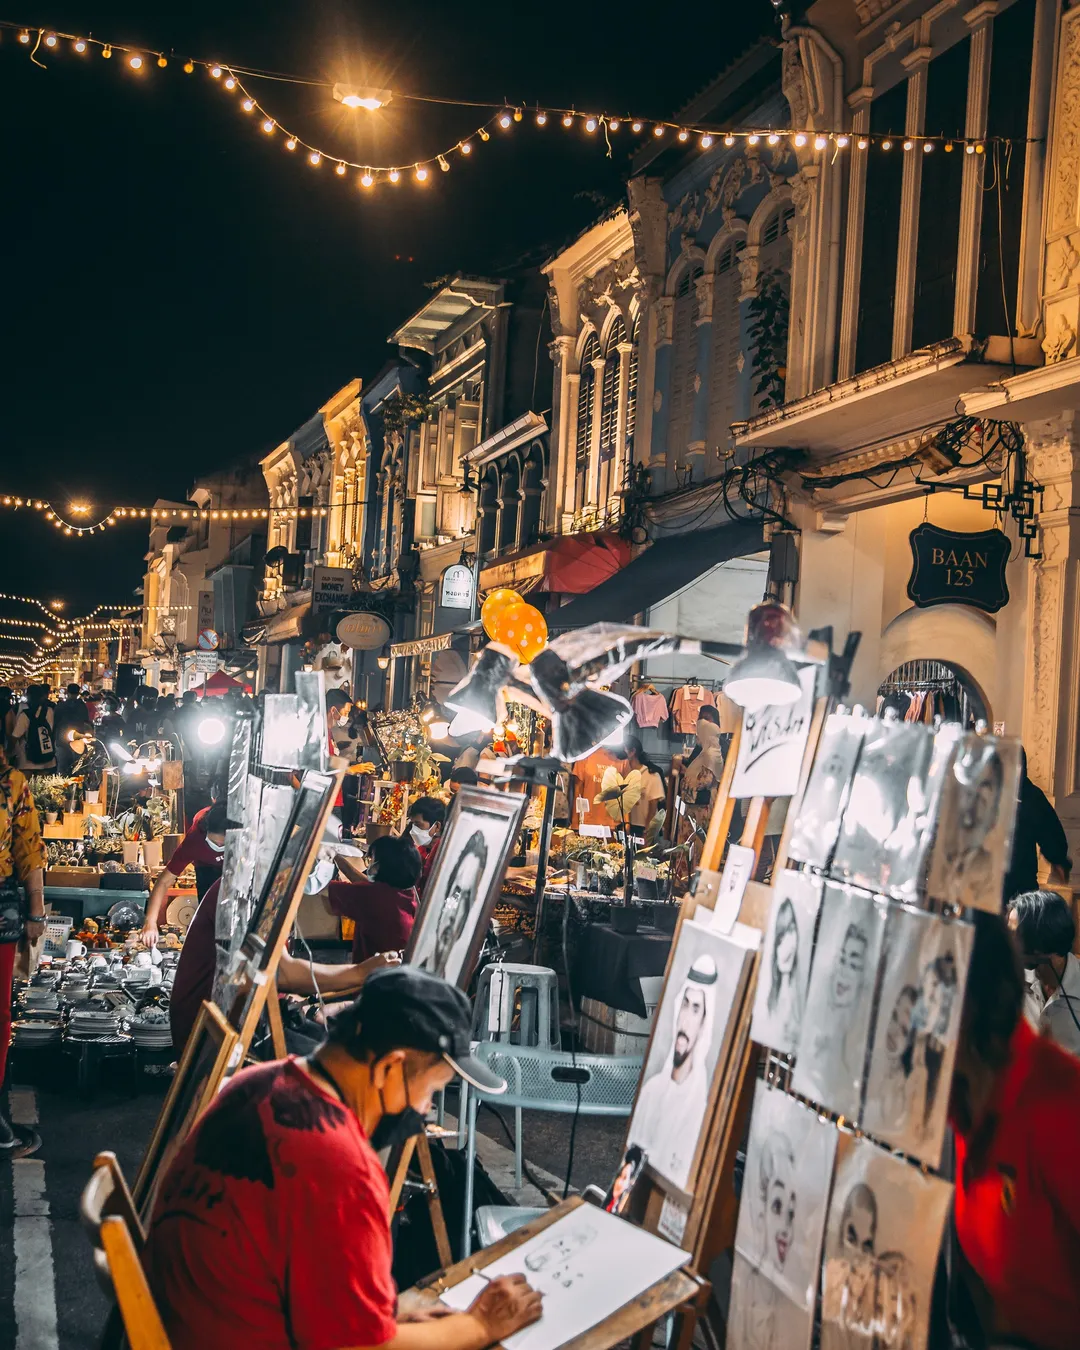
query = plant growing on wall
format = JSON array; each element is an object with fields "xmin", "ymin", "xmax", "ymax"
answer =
[
  {"xmin": 747, "ymin": 269, "xmax": 790, "ymax": 410},
  {"xmin": 381, "ymin": 393, "xmax": 438, "ymax": 433}
]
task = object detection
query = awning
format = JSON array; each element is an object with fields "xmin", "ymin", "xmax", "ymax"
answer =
[
  {"xmin": 479, "ymin": 532, "xmax": 631, "ymax": 595},
  {"xmin": 549, "ymin": 518, "xmax": 766, "ymax": 629},
  {"xmin": 731, "ymin": 336, "xmax": 1041, "ymax": 457},
  {"xmin": 243, "ymin": 602, "xmax": 311, "ymax": 645}
]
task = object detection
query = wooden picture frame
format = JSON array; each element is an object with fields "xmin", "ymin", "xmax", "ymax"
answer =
[
  {"xmin": 405, "ymin": 785, "xmax": 526, "ymax": 989},
  {"xmin": 132, "ymin": 999, "xmax": 240, "ymax": 1220},
  {"xmin": 225, "ymin": 769, "xmax": 343, "ymax": 1045}
]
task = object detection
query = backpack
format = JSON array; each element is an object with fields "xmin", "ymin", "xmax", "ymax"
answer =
[{"xmin": 24, "ymin": 706, "xmax": 54, "ymax": 765}]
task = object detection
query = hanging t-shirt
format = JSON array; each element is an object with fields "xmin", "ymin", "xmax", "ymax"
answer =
[
  {"xmin": 571, "ymin": 748, "xmax": 627, "ymax": 828},
  {"xmin": 628, "ymin": 768, "xmax": 667, "ymax": 828},
  {"xmin": 145, "ymin": 1058, "xmax": 398, "ymax": 1350},
  {"xmin": 669, "ymin": 685, "xmax": 716, "ymax": 735},
  {"xmin": 631, "ymin": 689, "xmax": 669, "ymax": 729}
]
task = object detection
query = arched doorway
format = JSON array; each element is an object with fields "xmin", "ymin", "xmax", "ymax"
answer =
[{"xmin": 877, "ymin": 659, "xmax": 988, "ymax": 729}]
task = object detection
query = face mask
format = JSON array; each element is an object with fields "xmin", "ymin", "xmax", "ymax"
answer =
[
  {"xmin": 205, "ymin": 837, "xmax": 225, "ymax": 855},
  {"xmin": 410, "ymin": 824, "xmax": 433, "ymax": 847},
  {"xmin": 369, "ymin": 1064, "xmax": 426, "ymax": 1150}
]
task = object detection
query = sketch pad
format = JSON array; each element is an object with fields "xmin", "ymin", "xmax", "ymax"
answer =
[{"xmin": 439, "ymin": 1206, "xmax": 690, "ymax": 1349}]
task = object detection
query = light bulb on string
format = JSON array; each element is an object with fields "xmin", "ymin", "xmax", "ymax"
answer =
[
  {"xmin": 631, "ymin": 120, "xmax": 643, "ymax": 133},
  {"xmin": 183, "ymin": 59, "xmax": 194, "ymax": 73},
  {"xmin": 389, "ymin": 168, "xmax": 400, "ymax": 183},
  {"xmin": 286, "ymin": 137, "xmax": 297, "ymax": 150},
  {"xmin": 724, "ymin": 134, "xmax": 735, "ymax": 147},
  {"xmin": 437, "ymin": 155, "xmax": 449, "ymax": 172},
  {"xmin": 262, "ymin": 118, "xmax": 275, "ymax": 134},
  {"xmin": 902, "ymin": 139, "xmax": 913, "ymax": 151},
  {"xmin": 857, "ymin": 137, "xmax": 869, "ymax": 149},
  {"xmin": 479, "ymin": 128, "xmax": 490, "ymax": 141},
  {"xmin": 309, "ymin": 150, "xmax": 321, "ymax": 166},
  {"xmin": 882, "ymin": 139, "xmax": 893, "ymax": 150},
  {"xmin": 610, "ymin": 119, "xmax": 620, "ymax": 131},
  {"xmin": 128, "ymin": 54, "xmax": 142, "ymax": 69},
  {"xmin": 562, "ymin": 114, "xmax": 573, "ymax": 128},
  {"xmin": 460, "ymin": 141, "xmax": 472, "ymax": 154},
  {"xmin": 793, "ymin": 132, "xmax": 807, "ymax": 147},
  {"xmin": 653, "ymin": 124, "xmax": 665, "ymax": 137},
  {"xmin": 923, "ymin": 141, "xmax": 933, "ymax": 153},
  {"xmin": 224, "ymin": 76, "xmax": 237, "ymax": 90},
  {"xmin": 242, "ymin": 98, "xmax": 255, "ymax": 112},
  {"xmin": 335, "ymin": 161, "xmax": 347, "ymax": 175},
  {"xmin": 748, "ymin": 134, "xmax": 760, "ymax": 145},
  {"xmin": 513, "ymin": 108, "xmax": 523, "ymax": 122},
  {"xmin": 814, "ymin": 135, "xmax": 827, "ymax": 150},
  {"xmin": 945, "ymin": 141, "xmax": 954, "ymax": 152},
  {"xmin": 414, "ymin": 165, "xmax": 428, "ymax": 182},
  {"xmin": 18, "ymin": 30, "xmax": 30, "ymax": 43},
  {"xmin": 585, "ymin": 117, "xmax": 597, "ymax": 133},
  {"xmin": 536, "ymin": 111, "xmax": 547, "ymax": 126},
  {"xmin": 836, "ymin": 135, "xmax": 850, "ymax": 148},
  {"xmin": 677, "ymin": 128, "xmax": 689, "ymax": 142},
  {"xmin": 210, "ymin": 64, "xmax": 222, "ymax": 78},
  {"xmin": 498, "ymin": 111, "xmax": 512, "ymax": 129},
  {"xmin": 157, "ymin": 55, "xmax": 167, "ymax": 67},
  {"xmin": 700, "ymin": 134, "xmax": 714, "ymax": 148},
  {"xmin": 44, "ymin": 32, "xmax": 57, "ymax": 47},
  {"xmin": 767, "ymin": 133, "xmax": 780, "ymax": 145},
  {"xmin": 74, "ymin": 38, "xmax": 87, "ymax": 52},
  {"xmin": 102, "ymin": 45, "xmax": 112, "ymax": 58},
  {"xmin": 360, "ymin": 171, "xmax": 375, "ymax": 187}
]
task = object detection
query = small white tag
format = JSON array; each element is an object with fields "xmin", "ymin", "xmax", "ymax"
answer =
[
  {"xmin": 635, "ymin": 864, "xmax": 657, "ymax": 883},
  {"xmin": 658, "ymin": 1192, "xmax": 689, "ymax": 1245},
  {"xmin": 579, "ymin": 823, "xmax": 612, "ymax": 839}
]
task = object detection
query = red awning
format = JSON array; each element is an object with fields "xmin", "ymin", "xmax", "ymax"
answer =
[
  {"xmin": 479, "ymin": 532, "xmax": 631, "ymax": 596},
  {"xmin": 199, "ymin": 671, "xmax": 242, "ymax": 697}
]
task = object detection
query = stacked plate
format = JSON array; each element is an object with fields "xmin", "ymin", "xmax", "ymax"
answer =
[
  {"xmin": 130, "ymin": 1004, "xmax": 173, "ymax": 1049},
  {"xmin": 66, "ymin": 1000, "xmax": 126, "ymax": 1039},
  {"xmin": 12, "ymin": 1012, "xmax": 63, "ymax": 1048}
]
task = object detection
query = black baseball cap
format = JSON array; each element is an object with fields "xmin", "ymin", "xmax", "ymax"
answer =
[{"xmin": 329, "ymin": 965, "xmax": 507, "ymax": 1094}]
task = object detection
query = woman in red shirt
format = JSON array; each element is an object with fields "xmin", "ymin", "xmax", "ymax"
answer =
[
  {"xmin": 328, "ymin": 835, "xmax": 423, "ymax": 962},
  {"xmin": 949, "ymin": 911, "xmax": 1080, "ymax": 1350}
]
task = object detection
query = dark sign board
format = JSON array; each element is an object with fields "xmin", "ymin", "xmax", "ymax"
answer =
[{"xmin": 907, "ymin": 523, "xmax": 1010, "ymax": 614}]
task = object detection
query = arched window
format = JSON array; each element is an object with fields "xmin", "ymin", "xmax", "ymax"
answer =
[
  {"xmin": 752, "ymin": 205, "xmax": 794, "ymax": 412},
  {"xmin": 520, "ymin": 445, "xmax": 545, "ymax": 547},
  {"xmin": 575, "ymin": 333, "xmax": 600, "ymax": 512},
  {"xmin": 497, "ymin": 457, "xmax": 521, "ymax": 553},
  {"xmin": 598, "ymin": 316, "xmax": 626, "ymax": 466},
  {"xmin": 667, "ymin": 265, "xmax": 703, "ymax": 463},
  {"xmin": 706, "ymin": 239, "xmax": 746, "ymax": 467}
]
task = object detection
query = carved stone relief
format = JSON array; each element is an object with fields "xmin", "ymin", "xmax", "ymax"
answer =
[
  {"xmin": 738, "ymin": 248, "xmax": 761, "ymax": 300},
  {"xmin": 1049, "ymin": 13, "xmax": 1080, "ymax": 237},
  {"xmin": 1047, "ymin": 237, "xmax": 1080, "ymax": 292},
  {"xmin": 1042, "ymin": 313, "xmax": 1078, "ymax": 364},
  {"xmin": 655, "ymin": 297, "xmax": 675, "ymax": 346}
]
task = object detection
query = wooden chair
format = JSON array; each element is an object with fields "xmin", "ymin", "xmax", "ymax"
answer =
[{"xmin": 80, "ymin": 1151, "xmax": 170, "ymax": 1350}]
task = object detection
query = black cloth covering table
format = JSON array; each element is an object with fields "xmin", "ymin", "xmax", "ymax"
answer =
[{"xmin": 572, "ymin": 922, "xmax": 674, "ymax": 1018}]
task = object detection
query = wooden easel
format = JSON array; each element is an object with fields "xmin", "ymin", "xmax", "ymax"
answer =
[
  {"xmin": 626, "ymin": 695, "xmax": 832, "ymax": 1349},
  {"xmin": 387, "ymin": 1128, "xmax": 454, "ymax": 1268},
  {"xmin": 399, "ymin": 1195, "xmax": 709, "ymax": 1350}
]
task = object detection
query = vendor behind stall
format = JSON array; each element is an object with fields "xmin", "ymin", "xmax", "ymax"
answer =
[
  {"xmin": 328, "ymin": 834, "xmax": 423, "ymax": 961},
  {"xmin": 168, "ymin": 877, "xmax": 398, "ymax": 1054},
  {"xmin": 146, "ymin": 966, "xmax": 541, "ymax": 1350},
  {"xmin": 141, "ymin": 801, "xmax": 235, "ymax": 947},
  {"xmin": 407, "ymin": 795, "xmax": 446, "ymax": 892}
]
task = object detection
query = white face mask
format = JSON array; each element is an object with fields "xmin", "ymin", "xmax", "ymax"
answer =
[
  {"xmin": 410, "ymin": 824, "xmax": 433, "ymax": 847},
  {"xmin": 205, "ymin": 836, "xmax": 225, "ymax": 855}
]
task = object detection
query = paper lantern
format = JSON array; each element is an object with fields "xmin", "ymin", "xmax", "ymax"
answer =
[
  {"xmin": 480, "ymin": 587, "xmax": 524, "ymax": 639},
  {"xmin": 493, "ymin": 602, "xmax": 548, "ymax": 663}
]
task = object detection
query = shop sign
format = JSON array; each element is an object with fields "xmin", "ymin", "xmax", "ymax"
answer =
[
  {"xmin": 312, "ymin": 565, "xmax": 355, "ymax": 613},
  {"xmin": 907, "ymin": 524, "xmax": 1010, "ymax": 614},
  {"xmin": 730, "ymin": 665, "xmax": 817, "ymax": 800},
  {"xmin": 336, "ymin": 611, "xmax": 391, "ymax": 650},
  {"xmin": 192, "ymin": 652, "xmax": 219, "ymax": 673},
  {"xmin": 440, "ymin": 562, "xmax": 474, "ymax": 610},
  {"xmin": 197, "ymin": 589, "xmax": 215, "ymax": 633}
]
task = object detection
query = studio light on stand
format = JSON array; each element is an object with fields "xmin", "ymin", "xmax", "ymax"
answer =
[
  {"xmin": 197, "ymin": 713, "xmax": 226, "ymax": 746},
  {"xmin": 528, "ymin": 648, "xmax": 633, "ymax": 762},
  {"xmin": 724, "ymin": 602, "xmax": 804, "ymax": 710},
  {"xmin": 444, "ymin": 645, "xmax": 517, "ymax": 737}
]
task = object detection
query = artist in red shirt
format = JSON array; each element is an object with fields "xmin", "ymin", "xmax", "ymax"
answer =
[
  {"xmin": 141, "ymin": 801, "xmax": 236, "ymax": 948},
  {"xmin": 327, "ymin": 835, "xmax": 423, "ymax": 961},
  {"xmin": 145, "ymin": 966, "xmax": 542, "ymax": 1350},
  {"xmin": 168, "ymin": 878, "xmax": 400, "ymax": 1053},
  {"xmin": 949, "ymin": 911, "xmax": 1080, "ymax": 1350},
  {"xmin": 407, "ymin": 796, "xmax": 447, "ymax": 894}
]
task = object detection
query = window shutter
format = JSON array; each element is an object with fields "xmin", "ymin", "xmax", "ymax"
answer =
[
  {"xmin": 707, "ymin": 242, "xmax": 745, "ymax": 458},
  {"xmin": 667, "ymin": 266, "xmax": 702, "ymax": 461},
  {"xmin": 625, "ymin": 320, "xmax": 640, "ymax": 450}
]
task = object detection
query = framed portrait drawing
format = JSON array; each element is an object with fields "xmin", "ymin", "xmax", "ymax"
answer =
[
  {"xmin": 862, "ymin": 910, "xmax": 973, "ymax": 1168},
  {"xmin": 294, "ymin": 669, "xmax": 330, "ymax": 773},
  {"xmin": 132, "ymin": 999, "xmax": 240, "ymax": 1220},
  {"xmin": 821, "ymin": 1135, "xmax": 953, "ymax": 1350},
  {"xmin": 832, "ymin": 721, "xmax": 959, "ymax": 902},
  {"xmin": 791, "ymin": 884, "xmax": 886, "ymax": 1120},
  {"xmin": 626, "ymin": 919, "xmax": 753, "ymax": 1199},
  {"xmin": 730, "ymin": 1081, "xmax": 838, "ymax": 1350},
  {"xmin": 406, "ymin": 786, "xmax": 526, "ymax": 989},
  {"xmin": 750, "ymin": 869, "xmax": 824, "ymax": 1056},
  {"xmin": 787, "ymin": 713, "xmax": 866, "ymax": 870},
  {"xmin": 926, "ymin": 733, "xmax": 1022, "ymax": 913},
  {"xmin": 261, "ymin": 693, "xmax": 302, "ymax": 769}
]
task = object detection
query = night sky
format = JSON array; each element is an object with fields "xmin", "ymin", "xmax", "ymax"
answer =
[{"xmin": 0, "ymin": 0, "xmax": 773, "ymax": 636}]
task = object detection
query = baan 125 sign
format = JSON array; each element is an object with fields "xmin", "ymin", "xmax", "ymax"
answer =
[{"xmin": 907, "ymin": 523, "xmax": 1010, "ymax": 614}]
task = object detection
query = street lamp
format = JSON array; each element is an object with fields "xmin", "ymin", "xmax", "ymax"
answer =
[{"xmin": 333, "ymin": 83, "xmax": 392, "ymax": 111}]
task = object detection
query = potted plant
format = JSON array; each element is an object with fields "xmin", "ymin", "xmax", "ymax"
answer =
[
  {"xmin": 594, "ymin": 768, "xmax": 646, "ymax": 934},
  {"xmin": 31, "ymin": 775, "xmax": 67, "ymax": 824}
]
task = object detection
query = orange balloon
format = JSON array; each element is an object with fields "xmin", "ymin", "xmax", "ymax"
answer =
[
  {"xmin": 492, "ymin": 601, "xmax": 548, "ymax": 663},
  {"xmin": 481, "ymin": 587, "xmax": 524, "ymax": 640}
]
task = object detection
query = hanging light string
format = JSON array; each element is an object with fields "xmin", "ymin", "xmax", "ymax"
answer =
[
  {"xmin": 1, "ymin": 21, "xmax": 1032, "ymax": 193},
  {"xmin": 0, "ymin": 495, "xmax": 330, "ymax": 536}
]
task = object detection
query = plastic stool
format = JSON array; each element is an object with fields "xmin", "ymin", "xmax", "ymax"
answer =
[
  {"xmin": 472, "ymin": 964, "xmax": 559, "ymax": 1049},
  {"xmin": 474, "ymin": 1204, "xmax": 547, "ymax": 1248}
]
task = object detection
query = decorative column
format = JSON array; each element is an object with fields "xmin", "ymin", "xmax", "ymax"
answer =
[
  {"xmin": 588, "ymin": 354, "xmax": 607, "ymax": 510},
  {"xmin": 1023, "ymin": 415, "xmax": 1080, "ymax": 859},
  {"xmin": 612, "ymin": 339, "xmax": 634, "ymax": 498}
]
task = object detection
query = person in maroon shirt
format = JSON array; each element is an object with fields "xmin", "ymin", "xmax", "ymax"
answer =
[
  {"xmin": 949, "ymin": 911, "xmax": 1080, "ymax": 1350},
  {"xmin": 328, "ymin": 834, "xmax": 423, "ymax": 962},
  {"xmin": 407, "ymin": 796, "xmax": 447, "ymax": 894},
  {"xmin": 141, "ymin": 801, "xmax": 236, "ymax": 948},
  {"xmin": 169, "ymin": 878, "xmax": 399, "ymax": 1053},
  {"xmin": 146, "ymin": 966, "xmax": 541, "ymax": 1350}
]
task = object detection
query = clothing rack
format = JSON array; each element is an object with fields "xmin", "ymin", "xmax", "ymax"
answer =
[
  {"xmin": 630, "ymin": 675, "xmax": 724, "ymax": 688},
  {"xmin": 877, "ymin": 658, "xmax": 984, "ymax": 728}
]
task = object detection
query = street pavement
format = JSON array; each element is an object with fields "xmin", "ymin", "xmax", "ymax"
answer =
[{"xmin": 1, "ymin": 1060, "xmax": 626, "ymax": 1350}]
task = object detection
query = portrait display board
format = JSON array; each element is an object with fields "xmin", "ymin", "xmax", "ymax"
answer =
[
  {"xmin": 832, "ymin": 721, "xmax": 958, "ymax": 902},
  {"xmin": 750, "ymin": 869, "xmax": 824, "ymax": 1056},
  {"xmin": 626, "ymin": 919, "xmax": 754, "ymax": 1197},
  {"xmin": 927, "ymin": 732, "xmax": 1022, "ymax": 912},
  {"xmin": 439, "ymin": 1203, "xmax": 690, "ymax": 1350},
  {"xmin": 730, "ymin": 666, "xmax": 817, "ymax": 800},
  {"xmin": 820, "ymin": 1136, "xmax": 953, "ymax": 1350},
  {"xmin": 786, "ymin": 713, "xmax": 865, "ymax": 870},
  {"xmin": 729, "ymin": 1082, "xmax": 838, "ymax": 1350},
  {"xmin": 225, "ymin": 716, "xmax": 252, "ymax": 824},
  {"xmin": 407, "ymin": 786, "xmax": 526, "ymax": 989},
  {"xmin": 862, "ymin": 909, "xmax": 973, "ymax": 1168},
  {"xmin": 261, "ymin": 693, "xmax": 301, "ymax": 769},
  {"xmin": 791, "ymin": 884, "xmax": 886, "ymax": 1120},
  {"xmin": 251, "ymin": 783, "xmax": 295, "ymax": 905},
  {"xmin": 294, "ymin": 669, "xmax": 330, "ymax": 773}
]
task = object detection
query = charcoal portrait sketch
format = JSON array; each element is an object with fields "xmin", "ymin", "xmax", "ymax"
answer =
[
  {"xmin": 820, "ymin": 1135, "xmax": 953, "ymax": 1350},
  {"xmin": 750, "ymin": 870, "xmax": 824, "ymax": 1055},
  {"xmin": 791, "ymin": 885, "xmax": 886, "ymax": 1120},
  {"xmin": 862, "ymin": 910, "xmax": 972, "ymax": 1167},
  {"xmin": 927, "ymin": 734, "xmax": 1021, "ymax": 913},
  {"xmin": 788, "ymin": 714, "xmax": 866, "ymax": 870},
  {"xmin": 833, "ymin": 722, "xmax": 958, "ymax": 901}
]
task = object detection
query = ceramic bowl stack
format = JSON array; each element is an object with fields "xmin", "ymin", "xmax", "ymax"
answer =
[
  {"xmin": 130, "ymin": 1002, "xmax": 173, "ymax": 1049},
  {"xmin": 66, "ymin": 996, "xmax": 128, "ymax": 1041},
  {"xmin": 12, "ymin": 988, "xmax": 64, "ymax": 1048}
]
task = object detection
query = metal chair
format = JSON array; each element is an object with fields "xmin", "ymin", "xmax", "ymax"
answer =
[
  {"xmin": 462, "ymin": 1041, "xmax": 643, "ymax": 1255},
  {"xmin": 80, "ymin": 1151, "xmax": 169, "ymax": 1350},
  {"xmin": 471, "ymin": 963, "xmax": 560, "ymax": 1048}
]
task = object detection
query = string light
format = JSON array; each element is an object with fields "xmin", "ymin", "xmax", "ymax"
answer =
[
  {"xmin": 585, "ymin": 117, "xmax": 597, "ymax": 133},
  {"xmin": 767, "ymin": 133, "xmax": 780, "ymax": 146},
  {"xmin": 74, "ymin": 38, "xmax": 86, "ymax": 52},
  {"xmin": 128, "ymin": 53, "xmax": 142, "ymax": 69},
  {"xmin": 388, "ymin": 168, "xmax": 400, "ymax": 183},
  {"xmin": 653, "ymin": 124, "xmax": 665, "ymax": 137},
  {"xmin": 335, "ymin": 160, "xmax": 347, "ymax": 175},
  {"xmin": 242, "ymin": 97, "xmax": 255, "ymax": 112},
  {"xmin": 360, "ymin": 171, "xmax": 374, "ymax": 187},
  {"xmin": 536, "ymin": 111, "xmax": 547, "ymax": 126},
  {"xmin": 677, "ymin": 128, "xmax": 689, "ymax": 142},
  {"xmin": 414, "ymin": 164, "xmax": 428, "ymax": 182},
  {"xmin": 498, "ymin": 111, "xmax": 512, "ymax": 129},
  {"xmin": 44, "ymin": 31, "xmax": 56, "ymax": 47},
  {"xmin": 631, "ymin": 121, "xmax": 643, "ymax": 133},
  {"xmin": 101, "ymin": 44, "xmax": 112, "ymax": 59},
  {"xmin": 262, "ymin": 118, "xmax": 275, "ymax": 134}
]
